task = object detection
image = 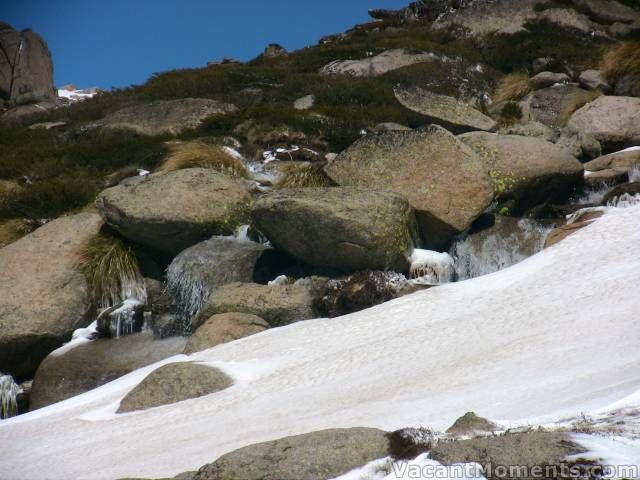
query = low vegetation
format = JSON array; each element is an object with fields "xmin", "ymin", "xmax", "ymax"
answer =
[
  {"xmin": 0, "ymin": 19, "xmax": 611, "ymax": 220},
  {"xmin": 493, "ymin": 73, "xmax": 531, "ymax": 103},
  {"xmin": 601, "ymin": 41, "xmax": 640, "ymax": 93},
  {"xmin": 275, "ymin": 163, "xmax": 335, "ymax": 189},
  {"xmin": 157, "ymin": 141, "xmax": 249, "ymax": 178},
  {"xmin": 79, "ymin": 228, "xmax": 146, "ymax": 308}
]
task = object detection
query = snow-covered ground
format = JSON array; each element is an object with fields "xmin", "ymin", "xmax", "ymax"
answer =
[{"xmin": 1, "ymin": 205, "xmax": 640, "ymax": 480}]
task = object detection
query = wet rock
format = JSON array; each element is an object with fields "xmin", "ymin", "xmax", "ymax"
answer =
[
  {"xmin": 184, "ymin": 313, "xmax": 269, "ymax": 354},
  {"xmin": 96, "ymin": 168, "xmax": 252, "ymax": 254},
  {"xmin": 544, "ymin": 209, "xmax": 605, "ymax": 248},
  {"xmin": 117, "ymin": 362, "xmax": 232, "ymax": 413},
  {"xmin": 166, "ymin": 236, "xmax": 290, "ymax": 318},
  {"xmin": 319, "ymin": 271, "xmax": 419, "ymax": 318},
  {"xmin": 193, "ymin": 280, "xmax": 326, "ymax": 329},
  {"xmin": 601, "ymin": 182, "xmax": 640, "ymax": 206},
  {"xmin": 252, "ymin": 187, "xmax": 419, "ymax": 273},
  {"xmin": 325, "ymin": 126, "xmax": 493, "ymax": 250}
]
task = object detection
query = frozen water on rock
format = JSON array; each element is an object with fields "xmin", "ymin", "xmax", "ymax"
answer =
[
  {"xmin": 450, "ymin": 219, "xmax": 552, "ymax": 281},
  {"xmin": 268, "ymin": 275, "xmax": 289, "ymax": 286},
  {"xmin": 108, "ymin": 298, "xmax": 145, "ymax": 337},
  {"xmin": 0, "ymin": 375, "xmax": 19, "ymax": 420},
  {"xmin": 409, "ymin": 249, "xmax": 455, "ymax": 285}
]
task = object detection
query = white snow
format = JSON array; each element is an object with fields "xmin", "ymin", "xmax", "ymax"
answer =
[
  {"xmin": 49, "ymin": 320, "xmax": 98, "ymax": 357},
  {"xmin": 2, "ymin": 205, "xmax": 640, "ymax": 479},
  {"xmin": 57, "ymin": 88, "xmax": 97, "ymax": 103},
  {"xmin": 569, "ymin": 434, "xmax": 640, "ymax": 479}
]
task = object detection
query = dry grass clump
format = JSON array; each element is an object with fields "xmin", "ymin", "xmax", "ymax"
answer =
[
  {"xmin": 601, "ymin": 41, "xmax": 640, "ymax": 95},
  {"xmin": 79, "ymin": 228, "xmax": 146, "ymax": 308},
  {"xmin": 275, "ymin": 163, "xmax": 335, "ymax": 189},
  {"xmin": 493, "ymin": 72, "xmax": 532, "ymax": 103},
  {"xmin": 157, "ymin": 141, "xmax": 249, "ymax": 178},
  {"xmin": 0, "ymin": 219, "xmax": 37, "ymax": 248}
]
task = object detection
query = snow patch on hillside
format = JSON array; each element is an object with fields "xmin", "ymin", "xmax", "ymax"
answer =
[{"xmin": 1, "ymin": 205, "xmax": 640, "ymax": 479}]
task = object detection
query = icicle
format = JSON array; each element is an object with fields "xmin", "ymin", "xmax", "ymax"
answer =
[
  {"xmin": 409, "ymin": 249, "xmax": 455, "ymax": 285},
  {"xmin": 0, "ymin": 374, "xmax": 19, "ymax": 420},
  {"xmin": 606, "ymin": 192, "xmax": 640, "ymax": 209},
  {"xmin": 108, "ymin": 298, "xmax": 144, "ymax": 337}
]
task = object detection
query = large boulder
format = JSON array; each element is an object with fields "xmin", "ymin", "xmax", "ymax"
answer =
[
  {"xmin": 117, "ymin": 362, "xmax": 232, "ymax": 413},
  {"xmin": 584, "ymin": 148, "xmax": 640, "ymax": 176},
  {"xmin": 319, "ymin": 49, "xmax": 436, "ymax": 77},
  {"xmin": 519, "ymin": 84, "xmax": 601, "ymax": 128},
  {"xmin": 0, "ymin": 213, "xmax": 102, "ymax": 380},
  {"xmin": 430, "ymin": 431, "xmax": 584, "ymax": 470},
  {"xmin": 96, "ymin": 168, "xmax": 252, "ymax": 254},
  {"xmin": 567, "ymin": 96, "xmax": 640, "ymax": 151},
  {"xmin": 184, "ymin": 313, "xmax": 269, "ymax": 354},
  {"xmin": 192, "ymin": 428, "xmax": 391, "ymax": 480},
  {"xmin": 459, "ymin": 132, "xmax": 584, "ymax": 213},
  {"xmin": 166, "ymin": 236, "xmax": 289, "ymax": 317},
  {"xmin": 193, "ymin": 280, "xmax": 325, "ymax": 330},
  {"xmin": 252, "ymin": 187, "xmax": 419, "ymax": 273},
  {"xmin": 395, "ymin": 87, "xmax": 497, "ymax": 133},
  {"xmin": 101, "ymin": 98, "xmax": 238, "ymax": 136},
  {"xmin": 324, "ymin": 126, "xmax": 494, "ymax": 249},
  {"xmin": 30, "ymin": 331, "xmax": 187, "ymax": 410},
  {"xmin": 0, "ymin": 23, "xmax": 55, "ymax": 107},
  {"xmin": 573, "ymin": 0, "xmax": 640, "ymax": 25}
]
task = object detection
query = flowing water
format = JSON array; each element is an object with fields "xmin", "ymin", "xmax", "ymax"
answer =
[{"xmin": 0, "ymin": 374, "xmax": 19, "ymax": 419}]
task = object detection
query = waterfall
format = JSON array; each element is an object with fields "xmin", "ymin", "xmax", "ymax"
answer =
[
  {"xmin": 0, "ymin": 374, "xmax": 19, "ymax": 419},
  {"xmin": 450, "ymin": 218, "xmax": 553, "ymax": 281},
  {"xmin": 409, "ymin": 249, "xmax": 455, "ymax": 285}
]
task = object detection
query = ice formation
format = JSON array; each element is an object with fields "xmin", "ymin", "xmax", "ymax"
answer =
[{"xmin": 409, "ymin": 249, "xmax": 455, "ymax": 285}]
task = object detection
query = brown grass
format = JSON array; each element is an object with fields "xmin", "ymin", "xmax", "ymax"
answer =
[
  {"xmin": 492, "ymin": 73, "xmax": 532, "ymax": 103},
  {"xmin": 79, "ymin": 228, "xmax": 146, "ymax": 308},
  {"xmin": 275, "ymin": 163, "xmax": 335, "ymax": 189},
  {"xmin": 601, "ymin": 41, "xmax": 640, "ymax": 94},
  {"xmin": 157, "ymin": 141, "xmax": 249, "ymax": 178},
  {"xmin": 0, "ymin": 219, "xmax": 36, "ymax": 248}
]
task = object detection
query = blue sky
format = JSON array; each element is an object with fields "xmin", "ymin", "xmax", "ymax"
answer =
[{"xmin": 4, "ymin": 0, "xmax": 408, "ymax": 89}]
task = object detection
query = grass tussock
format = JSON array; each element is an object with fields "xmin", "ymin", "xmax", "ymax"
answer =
[
  {"xmin": 275, "ymin": 163, "xmax": 335, "ymax": 189},
  {"xmin": 498, "ymin": 102, "xmax": 523, "ymax": 125},
  {"xmin": 157, "ymin": 141, "xmax": 249, "ymax": 178},
  {"xmin": 0, "ymin": 219, "xmax": 37, "ymax": 248},
  {"xmin": 493, "ymin": 73, "xmax": 531, "ymax": 103},
  {"xmin": 601, "ymin": 41, "xmax": 640, "ymax": 93},
  {"xmin": 79, "ymin": 228, "xmax": 146, "ymax": 308}
]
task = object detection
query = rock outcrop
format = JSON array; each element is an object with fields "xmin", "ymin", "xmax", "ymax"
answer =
[
  {"xmin": 395, "ymin": 87, "xmax": 497, "ymax": 133},
  {"xmin": 0, "ymin": 214, "xmax": 102, "ymax": 380},
  {"xmin": 0, "ymin": 23, "xmax": 55, "ymax": 107},
  {"xmin": 252, "ymin": 187, "xmax": 419, "ymax": 273},
  {"xmin": 459, "ymin": 132, "xmax": 584, "ymax": 213},
  {"xmin": 117, "ymin": 362, "xmax": 232, "ymax": 413},
  {"xmin": 320, "ymin": 49, "xmax": 436, "ymax": 77},
  {"xmin": 96, "ymin": 169, "xmax": 252, "ymax": 254},
  {"xmin": 568, "ymin": 96, "xmax": 640, "ymax": 150},
  {"xmin": 30, "ymin": 332, "xmax": 187, "ymax": 410},
  {"xmin": 324, "ymin": 126, "xmax": 493, "ymax": 249},
  {"xmin": 184, "ymin": 313, "xmax": 269, "ymax": 354},
  {"xmin": 102, "ymin": 98, "xmax": 238, "ymax": 136},
  {"xmin": 519, "ymin": 84, "xmax": 601, "ymax": 128},
  {"xmin": 192, "ymin": 428, "xmax": 391, "ymax": 480}
]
